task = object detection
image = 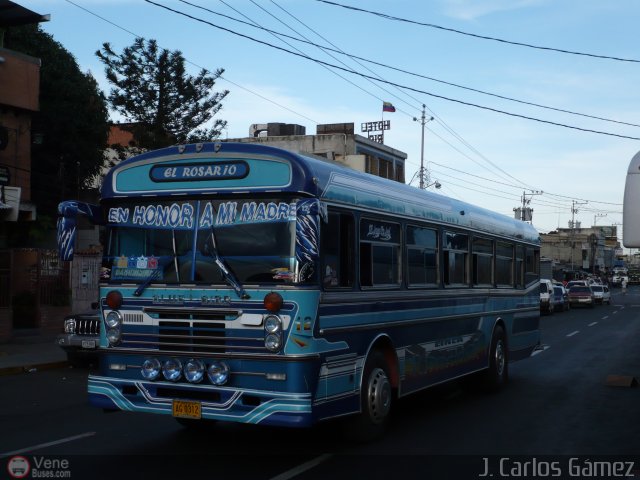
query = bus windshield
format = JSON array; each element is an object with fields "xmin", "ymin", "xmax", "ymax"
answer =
[{"xmin": 102, "ymin": 198, "xmax": 298, "ymax": 285}]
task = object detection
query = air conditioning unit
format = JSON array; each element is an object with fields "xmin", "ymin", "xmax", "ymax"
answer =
[{"xmin": 0, "ymin": 186, "xmax": 21, "ymax": 221}]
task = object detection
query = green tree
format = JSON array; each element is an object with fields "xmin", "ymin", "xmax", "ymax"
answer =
[
  {"xmin": 3, "ymin": 24, "xmax": 110, "ymax": 220},
  {"xmin": 96, "ymin": 38, "xmax": 228, "ymax": 149}
]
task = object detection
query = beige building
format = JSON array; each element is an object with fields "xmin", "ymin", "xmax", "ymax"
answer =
[
  {"xmin": 540, "ymin": 225, "xmax": 621, "ymax": 274},
  {"xmin": 225, "ymin": 122, "xmax": 407, "ymax": 184}
]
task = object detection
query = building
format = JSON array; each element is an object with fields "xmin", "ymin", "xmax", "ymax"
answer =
[
  {"xmin": 0, "ymin": 1, "xmax": 50, "ymax": 227},
  {"xmin": 540, "ymin": 225, "xmax": 621, "ymax": 279},
  {"xmin": 226, "ymin": 122, "xmax": 407, "ymax": 183}
]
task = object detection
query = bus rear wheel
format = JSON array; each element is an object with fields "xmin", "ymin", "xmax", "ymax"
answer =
[
  {"xmin": 483, "ymin": 325, "xmax": 508, "ymax": 392},
  {"xmin": 347, "ymin": 350, "xmax": 392, "ymax": 441}
]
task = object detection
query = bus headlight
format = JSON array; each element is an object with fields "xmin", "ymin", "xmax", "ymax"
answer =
[
  {"xmin": 105, "ymin": 311, "xmax": 122, "ymax": 328},
  {"xmin": 141, "ymin": 358, "xmax": 162, "ymax": 380},
  {"xmin": 207, "ymin": 361, "xmax": 229, "ymax": 385},
  {"xmin": 184, "ymin": 359, "xmax": 206, "ymax": 383},
  {"xmin": 264, "ymin": 315, "xmax": 282, "ymax": 334},
  {"xmin": 265, "ymin": 333, "xmax": 282, "ymax": 352},
  {"xmin": 63, "ymin": 318, "xmax": 76, "ymax": 334},
  {"xmin": 162, "ymin": 358, "xmax": 183, "ymax": 382},
  {"xmin": 106, "ymin": 328, "xmax": 121, "ymax": 345}
]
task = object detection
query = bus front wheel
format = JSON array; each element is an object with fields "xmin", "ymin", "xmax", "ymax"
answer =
[{"xmin": 347, "ymin": 350, "xmax": 392, "ymax": 441}]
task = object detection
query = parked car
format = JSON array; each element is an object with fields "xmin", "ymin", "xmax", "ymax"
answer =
[
  {"xmin": 56, "ymin": 309, "xmax": 100, "ymax": 366},
  {"xmin": 568, "ymin": 285, "xmax": 595, "ymax": 308},
  {"xmin": 539, "ymin": 279, "xmax": 556, "ymax": 314},
  {"xmin": 590, "ymin": 284, "xmax": 611, "ymax": 305},
  {"xmin": 553, "ymin": 285, "xmax": 570, "ymax": 311}
]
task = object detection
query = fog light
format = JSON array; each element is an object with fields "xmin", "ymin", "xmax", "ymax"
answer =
[
  {"xmin": 184, "ymin": 359, "xmax": 205, "ymax": 383},
  {"xmin": 105, "ymin": 311, "xmax": 122, "ymax": 328},
  {"xmin": 207, "ymin": 361, "xmax": 229, "ymax": 385},
  {"xmin": 162, "ymin": 358, "xmax": 183, "ymax": 382},
  {"xmin": 141, "ymin": 358, "xmax": 162, "ymax": 380},
  {"xmin": 106, "ymin": 327, "xmax": 121, "ymax": 345},
  {"xmin": 264, "ymin": 315, "xmax": 282, "ymax": 334},
  {"xmin": 265, "ymin": 333, "xmax": 282, "ymax": 352}
]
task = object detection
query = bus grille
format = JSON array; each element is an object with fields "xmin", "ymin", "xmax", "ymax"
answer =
[
  {"xmin": 120, "ymin": 319, "xmax": 266, "ymax": 353},
  {"xmin": 75, "ymin": 316, "xmax": 100, "ymax": 335}
]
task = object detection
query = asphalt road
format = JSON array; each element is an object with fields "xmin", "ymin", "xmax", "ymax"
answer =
[{"xmin": 1, "ymin": 287, "xmax": 639, "ymax": 479}]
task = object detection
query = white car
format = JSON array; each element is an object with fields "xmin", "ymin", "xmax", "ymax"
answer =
[
  {"xmin": 539, "ymin": 279, "xmax": 556, "ymax": 314},
  {"xmin": 590, "ymin": 284, "xmax": 611, "ymax": 305}
]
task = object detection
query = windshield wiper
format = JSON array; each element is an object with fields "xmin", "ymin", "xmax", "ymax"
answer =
[{"xmin": 207, "ymin": 227, "xmax": 250, "ymax": 300}]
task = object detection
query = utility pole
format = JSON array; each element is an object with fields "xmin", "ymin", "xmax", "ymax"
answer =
[
  {"xmin": 594, "ymin": 213, "xmax": 607, "ymax": 226},
  {"xmin": 570, "ymin": 199, "xmax": 588, "ymax": 271},
  {"xmin": 413, "ymin": 104, "xmax": 434, "ymax": 190},
  {"xmin": 514, "ymin": 190, "xmax": 542, "ymax": 222}
]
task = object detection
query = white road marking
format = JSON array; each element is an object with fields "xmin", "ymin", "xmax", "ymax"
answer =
[
  {"xmin": 270, "ymin": 454, "xmax": 333, "ymax": 480},
  {"xmin": 0, "ymin": 432, "xmax": 96, "ymax": 458},
  {"xmin": 567, "ymin": 331, "xmax": 580, "ymax": 337},
  {"xmin": 531, "ymin": 345, "xmax": 550, "ymax": 357},
  {"xmin": 588, "ymin": 322, "xmax": 598, "ymax": 327},
  {"xmin": 602, "ymin": 316, "xmax": 609, "ymax": 320}
]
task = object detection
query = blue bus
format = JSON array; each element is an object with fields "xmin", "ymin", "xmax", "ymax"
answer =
[{"xmin": 57, "ymin": 141, "xmax": 540, "ymax": 438}]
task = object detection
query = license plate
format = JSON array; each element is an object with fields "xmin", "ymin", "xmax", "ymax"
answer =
[
  {"xmin": 172, "ymin": 400, "xmax": 201, "ymax": 419},
  {"xmin": 81, "ymin": 340, "xmax": 96, "ymax": 349}
]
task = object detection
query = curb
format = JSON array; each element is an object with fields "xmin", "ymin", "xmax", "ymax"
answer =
[{"xmin": 0, "ymin": 360, "xmax": 69, "ymax": 377}]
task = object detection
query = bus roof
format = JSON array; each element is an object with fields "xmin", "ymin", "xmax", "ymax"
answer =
[{"xmin": 101, "ymin": 142, "xmax": 539, "ymax": 244}]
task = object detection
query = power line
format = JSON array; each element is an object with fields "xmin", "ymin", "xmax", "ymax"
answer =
[
  {"xmin": 431, "ymin": 161, "xmax": 624, "ymax": 206},
  {"xmin": 60, "ymin": 0, "xmax": 543, "ymax": 189},
  {"xmin": 315, "ymin": 0, "xmax": 640, "ymax": 64},
  {"xmin": 143, "ymin": 0, "xmax": 640, "ymax": 142},
  {"xmin": 176, "ymin": 0, "xmax": 640, "ymax": 129},
  {"xmin": 62, "ymin": 0, "xmax": 319, "ymax": 125}
]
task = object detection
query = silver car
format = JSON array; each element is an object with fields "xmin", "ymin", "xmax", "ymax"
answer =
[
  {"xmin": 56, "ymin": 310, "xmax": 100, "ymax": 366},
  {"xmin": 590, "ymin": 285, "xmax": 611, "ymax": 305}
]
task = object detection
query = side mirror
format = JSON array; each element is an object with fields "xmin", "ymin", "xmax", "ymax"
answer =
[{"xmin": 624, "ymin": 150, "xmax": 640, "ymax": 247}]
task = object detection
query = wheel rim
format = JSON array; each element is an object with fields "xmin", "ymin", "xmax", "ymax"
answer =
[
  {"xmin": 494, "ymin": 339, "xmax": 505, "ymax": 377},
  {"xmin": 366, "ymin": 367, "xmax": 391, "ymax": 424}
]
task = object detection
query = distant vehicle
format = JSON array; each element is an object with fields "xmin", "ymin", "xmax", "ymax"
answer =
[
  {"xmin": 540, "ymin": 279, "xmax": 556, "ymax": 314},
  {"xmin": 56, "ymin": 309, "xmax": 100, "ymax": 366},
  {"xmin": 553, "ymin": 285, "xmax": 570, "ymax": 311},
  {"xmin": 568, "ymin": 285, "xmax": 595, "ymax": 308},
  {"xmin": 610, "ymin": 273, "xmax": 629, "ymax": 288},
  {"xmin": 566, "ymin": 280, "xmax": 588, "ymax": 289},
  {"xmin": 590, "ymin": 285, "xmax": 610, "ymax": 305}
]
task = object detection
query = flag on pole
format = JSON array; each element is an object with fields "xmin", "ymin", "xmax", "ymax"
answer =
[{"xmin": 382, "ymin": 101, "xmax": 396, "ymax": 113}]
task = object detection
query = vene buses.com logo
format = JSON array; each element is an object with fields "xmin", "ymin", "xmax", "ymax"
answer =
[{"xmin": 7, "ymin": 455, "xmax": 30, "ymax": 479}]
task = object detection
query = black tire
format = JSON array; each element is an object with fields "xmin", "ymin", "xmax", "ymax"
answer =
[
  {"xmin": 347, "ymin": 349, "xmax": 393, "ymax": 441},
  {"xmin": 483, "ymin": 325, "xmax": 508, "ymax": 392}
]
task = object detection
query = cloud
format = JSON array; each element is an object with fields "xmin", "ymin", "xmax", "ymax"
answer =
[{"xmin": 438, "ymin": 0, "xmax": 547, "ymax": 21}]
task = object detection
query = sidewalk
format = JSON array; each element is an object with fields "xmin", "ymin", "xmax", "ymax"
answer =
[{"xmin": 0, "ymin": 328, "xmax": 69, "ymax": 376}]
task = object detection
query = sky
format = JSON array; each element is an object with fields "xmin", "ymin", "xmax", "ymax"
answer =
[{"xmin": 25, "ymin": 0, "xmax": 640, "ymax": 240}]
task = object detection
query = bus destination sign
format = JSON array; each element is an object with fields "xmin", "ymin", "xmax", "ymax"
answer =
[{"xmin": 150, "ymin": 160, "xmax": 249, "ymax": 182}]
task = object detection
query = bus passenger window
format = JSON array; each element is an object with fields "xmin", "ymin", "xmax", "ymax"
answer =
[
  {"xmin": 406, "ymin": 225, "xmax": 438, "ymax": 286},
  {"xmin": 524, "ymin": 247, "xmax": 540, "ymax": 286},
  {"xmin": 472, "ymin": 237, "xmax": 493, "ymax": 286},
  {"xmin": 495, "ymin": 242, "xmax": 514, "ymax": 286},
  {"xmin": 444, "ymin": 231, "xmax": 468, "ymax": 286},
  {"xmin": 359, "ymin": 219, "xmax": 401, "ymax": 287},
  {"xmin": 321, "ymin": 212, "xmax": 355, "ymax": 288}
]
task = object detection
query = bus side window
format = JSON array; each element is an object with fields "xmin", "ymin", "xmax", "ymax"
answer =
[{"xmin": 322, "ymin": 211, "xmax": 355, "ymax": 288}]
